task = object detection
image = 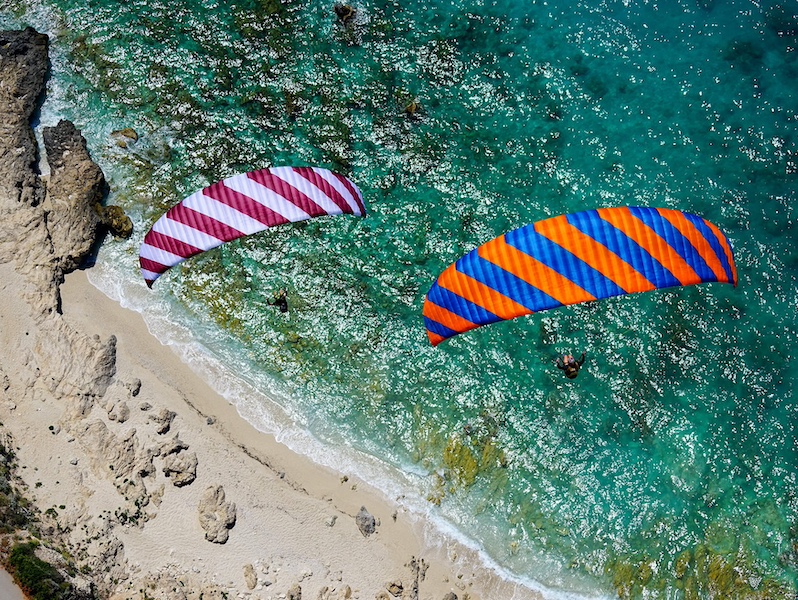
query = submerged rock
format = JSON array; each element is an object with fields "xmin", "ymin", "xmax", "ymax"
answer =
[
  {"xmin": 333, "ymin": 3, "xmax": 356, "ymax": 25},
  {"xmin": 95, "ymin": 203, "xmax": 133, "ymax": 238},
  {"xmin": 110, "ymin": 127, "xmax": 139, "ymax": 147}
]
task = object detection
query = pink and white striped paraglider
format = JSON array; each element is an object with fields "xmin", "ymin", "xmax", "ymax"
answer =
[{"xmin": 139, "ymin": 166, "xmax": 366, "ymax": 287}]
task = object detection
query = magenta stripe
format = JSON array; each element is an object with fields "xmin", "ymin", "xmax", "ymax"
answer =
[
  {"xmin": 140, "ymin": 256, "xmax": 170, "ymax": 275},
  {"xmin": 143, "ymin": 230, "xmax": 202, "ymax": 259},
  {"xmin": 204, "ymin": 181, "xmax": 291, "ymax": 227},
  {"xmin": 293, "ymin": 167, "xmax": 352, "ymax": 214},
  {"xmin": 333, "ymin": 172, "xmax": 366, "ymax": 214},
  {"xmin": 168, "ymin": 203, "xmax": 243, "ymax": 243},
  {"xmin": 247, "ymin": 169, "xmax": 328, "ymax": 217}
]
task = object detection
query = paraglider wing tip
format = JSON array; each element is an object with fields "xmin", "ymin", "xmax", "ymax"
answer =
[
  {"xmin": 145, "ymin": 279, "xmax": 154, "ymax": 289},
  {"xmin": 426, "ymin": 331, "xmax": 445, "ymax": 347}
]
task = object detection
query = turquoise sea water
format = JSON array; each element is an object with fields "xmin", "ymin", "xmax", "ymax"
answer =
[{"xmin": 3, "ymin": 0, "xmax": 797, "ymax": 597}]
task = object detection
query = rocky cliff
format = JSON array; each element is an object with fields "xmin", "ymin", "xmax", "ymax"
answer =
[{"xmin": 0, "ymin": 27, "xmax": 203, "ymax": 598}]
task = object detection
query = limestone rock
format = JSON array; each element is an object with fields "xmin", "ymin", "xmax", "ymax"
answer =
[
  {"xmin": 126, "ymin": 378, "xmax": 142, "ymax": 396},
  {"xmin": 77, "ymin": 420, "xmax": 155, "ymax": 505},
  {"xmin": 162, "ymin": 449, "xmax": 197, "ymax": 487},
  {"xmin": 0, "ymin": 27, "xmax": 48, "ymax": 208},
  {"xmin": 198, "ymin": 485, "xmax": 236, "ymax": 543},
  {"xmin": 107, "ymin": 399, "xmax": 130, "ymax": 423},
  {"xmin": 149, "ymin": 408, "xmax": 176, "ymax": 434},
  {"xmin": 159, "ymin": 435, "xmax": 197, "ymax": 487},
  {"xmin": 158, "ymin": 434, "xmax": 189, "ymax": 456},
  {"xmin": 287, "ymin": 582, "xmax": 302, "ymax": 600},
  {"xmin": 355, "ymin": 505, "xmax": 376, "ymax": 537},
  {"xmin": 42, "ymin": 119, "xmax": 104, "ymax": 274},
  {"xmin": 442, "ymin": 593, "xmax": 458, "ymax": 600},
  {"xmin": 386, "ymin": 580, "xmax": 403, "ymax": 597},
  {"xmin": 34, "ymin": 320, "xmax": 116, "ymax": 400},
  {"xmin": 243, "ymin": 563, "xmax": 257, "ymax": 590}
]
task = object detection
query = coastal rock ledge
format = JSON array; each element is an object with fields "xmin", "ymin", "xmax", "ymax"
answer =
[{"xmin": 0, "ymin": 25, "xmax": 226, "ymax": 599}]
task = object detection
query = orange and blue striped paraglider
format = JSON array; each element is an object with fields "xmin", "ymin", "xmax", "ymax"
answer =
[{"xmin": 423, "ymin": 206, "xmax": 737, "ymax": 346}]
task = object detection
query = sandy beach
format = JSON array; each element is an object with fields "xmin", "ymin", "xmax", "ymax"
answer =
[
  {"xmin": 0, "ymin": 210, "xmax": 548, "ymax": 600},
  {"xmin": 60, "ymin": 268, "xmax": 541, "ymax": 600}
]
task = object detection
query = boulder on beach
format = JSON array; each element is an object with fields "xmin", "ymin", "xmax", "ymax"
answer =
[{"xmin": 198, "ymin": 485, "xmax": 237, "ymax": 543}]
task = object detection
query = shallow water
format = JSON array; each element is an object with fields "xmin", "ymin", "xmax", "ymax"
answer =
[{"xmin": 3, "ymin": 0, "xmax": 797, "ymax": 597}]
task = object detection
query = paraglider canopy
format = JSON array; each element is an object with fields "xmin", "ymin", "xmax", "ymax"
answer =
[
  {"xmin": 139, "ymin": 166, "xmax": 365, "ymax": 288},
  {"xmin": 423, "ymin": 206, "xmax": 737, "ymax": 346}
]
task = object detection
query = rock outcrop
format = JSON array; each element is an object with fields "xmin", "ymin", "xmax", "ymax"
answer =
[
  {"xmin": 198, "ymin": 485, "xmax": 237, "ymax": 543},
  {"xmin": 159, "ymin": 435, "xmax": 198, "ymax": 486},
  {"xmin": 0, "ymin": 25, "xmax": 189, "ymax": 598},
  {"xmin": 41, "ymin": 119, "xmax": 105, "ymax": 274},
  {"xmin": 355, "ymin": 505, "xmax": 376, "ymax": 537},
  {"xmin": 1, "ymin": 28, "xmax": 130, "ymax": 317},
  {"xmin": 0, "ymin": 27, "xmax": 48, "ymax": 209}
]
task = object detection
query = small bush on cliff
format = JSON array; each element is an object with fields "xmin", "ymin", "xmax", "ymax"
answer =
[
  {"xmin": 0, "ymin": 429, "xmax": 96, "ymax": 599},
  {"xmin": 0, "ymin": 439, "xmax": 33, "ymax": 533},
  {"xmin": 8, "ymin": 542, "xmax": 66, "ymax": 599}
]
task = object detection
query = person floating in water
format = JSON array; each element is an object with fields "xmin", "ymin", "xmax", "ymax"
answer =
[
  {"xmin": 268, "ymin": 288, "xmax": 288, "ymax": 313},
  {"xmin": 556, "ymin": 352, "xmax": 586, "ymax": 379}
]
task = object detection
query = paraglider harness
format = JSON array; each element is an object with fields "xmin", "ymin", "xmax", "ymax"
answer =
[
  {"xmin": 556, "ymin": 352, "xmax": 586, "ymax": 379},
  {"xmin": 268, "ymin": 289, "xmax": 288, "ymax": 313}
]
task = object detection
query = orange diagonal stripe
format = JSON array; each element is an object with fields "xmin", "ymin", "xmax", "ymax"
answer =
[
  {"xmin": 423, "ymin": 298, "xmax": 479, "ymax": 336},
  {"xmin": 704, "ymin": 220, "xmax": 737, "ymax": 285},
  {"xmin": 535, "ymin": 214, "xmax": 656, "ymax": 294},
  {"xmin": 657, "ymin": 209, "xmax": 729, "ymax": 284},
  {"xmin": 596, "ymin": 207, "xmax": 700, "ymax": 287},
  {"xmin": 427, "ymin": 331, "xmax": 446, "ymax": 346},
  {"xmin": 478, "ymin": 235, "xmax": 596, "ymax": 307},
  {"xmin": 437, "ymin": 263, "xmax": 531, "ymax": 321}
]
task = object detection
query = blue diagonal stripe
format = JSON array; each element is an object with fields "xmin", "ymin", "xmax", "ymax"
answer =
[
  {"xmin": 505, "ymin": 223, "xmax": 627, "ymax": 300},
  {"xmin": 456, "ymin": 250, "xmax": 561, "ymax": 312},
  {"xmin": 680, "ymin": 212, "xmax": 735, "ymax": 283},
  {"xmin": 423, "ymin": 312, "xmax": 459, "ymax": 340},
  {"xmin": 629, "ymin": 207, "xmax": 715, "ymax": 282},
  {"xmin": 567, "ymin": 210, "xmax": 682, "ymax": 289},
  {"xmin": 426, "ymin": 282, "xmax": 503, "ymax": 328}
]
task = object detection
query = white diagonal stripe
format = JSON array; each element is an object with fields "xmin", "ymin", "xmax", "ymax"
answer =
[
  {"xmin": 270, "ymin": 167, "xmax": 342, "ymax": 215},
  {"xmin": 141, "ymin": 267, "xmax": 161, "ymax": 281},
  {"xmin": 224, "ymin": 174, "xmax": 313, "ymax": 223},
  {"xmin": 140, "ymin": 243, "xmax": 188, "ymax": 268},
  {"xmin": 311, "ymin": 167, "xmax": 363, "ymax": 215},
  {"xmin": 182, "ymin": 190, "xmax": 266, "ymax": 235},
  {"xmin": 153, "ymin": 214, "xmax": 223, "ymax": 250}
]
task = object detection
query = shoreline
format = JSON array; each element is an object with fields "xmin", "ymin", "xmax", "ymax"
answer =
[
  {"xmin": 0, "ymin": 253, "xmax": 559, "ymax": 599},
  {"xmin": 81, "ymin": 263, "xmax": 608, "ymax": 600}
]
